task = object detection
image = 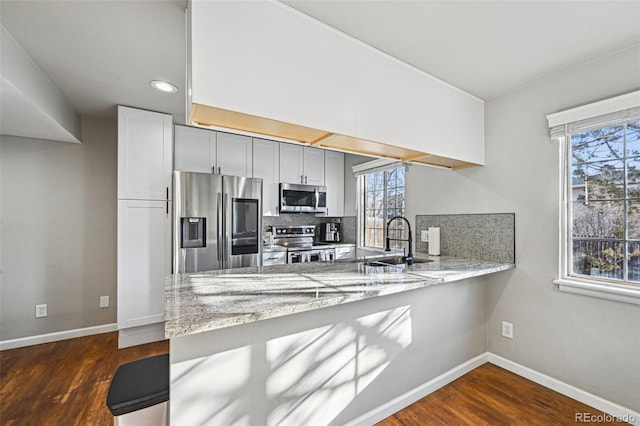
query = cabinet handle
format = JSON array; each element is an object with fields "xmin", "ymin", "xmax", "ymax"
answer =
[
  {"xmin": 300, "ymin": 174, "xmax": 304, "ymax": 184},
  {"xmin": 305, "ymin": 175, "xmax": 308, "ymax": 184},
  {"xmin": 212, "ymin": 166, "xmax": 216, "ymax": 174},
  {"xmin": 218, "ymin": 166, "xmax": 221, "ymax": 175},
  {"xmin": 166, "ymin": 187, "xmax": 169, "ymax": 215}
]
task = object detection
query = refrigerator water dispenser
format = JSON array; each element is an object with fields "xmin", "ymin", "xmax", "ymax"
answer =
[{"xmin": 181, "ymin": 217, "xmax": 206, "ymax": 248}]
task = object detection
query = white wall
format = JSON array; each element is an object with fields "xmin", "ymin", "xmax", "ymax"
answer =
[
  {"xmin": 405, "ymin": 46, "xmax": 640, "ymax": 410},
  {"xmin": 0, "ymin": 117, "xmax": 117, "ymax": 340}
]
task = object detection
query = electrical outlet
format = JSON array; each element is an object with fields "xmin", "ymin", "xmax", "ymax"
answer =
[
  {"xmin": 421, "ymin": 230, "xmax": 429, "ymax": 242},
  {"xmin": 35, "ymin": 304, "xmax": 47, "ymax": 318},
  {"xmin": 501, "ymin": 321, "xmax": 513, "ymax": 339},
  {"xmin": 99, "ymin": 296, "xmax": 110, "ymax": 308}
]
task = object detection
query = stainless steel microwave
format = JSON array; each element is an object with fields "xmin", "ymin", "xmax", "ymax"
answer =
[{"xmin": 280, "ymin": 183, "xmax": 327, "ymax": 213}]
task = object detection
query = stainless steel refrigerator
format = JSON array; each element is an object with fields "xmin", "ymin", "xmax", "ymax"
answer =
[{"xmin": 173, "ymin": 171, "xmax": 263, "ymax": 273}]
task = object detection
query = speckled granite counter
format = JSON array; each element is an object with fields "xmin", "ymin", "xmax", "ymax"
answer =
[{"xmin": 165, "ymin": 254, "xmax": 514, "ymax": 338}]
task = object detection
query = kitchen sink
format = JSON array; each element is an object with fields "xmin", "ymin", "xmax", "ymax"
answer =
[{"xmin": 361, "ymin": 256, "xmax": 432, "ymax": 267}]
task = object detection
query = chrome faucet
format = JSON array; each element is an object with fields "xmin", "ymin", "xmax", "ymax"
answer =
[{"xmin": 385, "ymin": 215, "xmax": 414, "ymax": 265}]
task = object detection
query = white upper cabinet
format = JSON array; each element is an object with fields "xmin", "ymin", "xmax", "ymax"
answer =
[
  {"xmin": 174, "ymin": 125, "xmax": 252, "ymax": 177},
  {"xmin": 118, "ymin": 106, "xmax": 173, "ymax": 200},
  {"xmin": 279, "ymin": 143, "xmax": 304, "ymax": 184},
  {"xmin": 174, "ymin": 125, "xmax": 216, "ymax": 173},
  {"xmin": 188, "ymin": 1, "xmax": 484, "ymax": 165},
  {"xmin": 216, "ymin": 132, "xmax": 253, "ymax": 177},
  {"xmin": 303, "ymin": 146, "xmax": 325, "ymax": 186},
  {"xmin": 324, "ymin": 150, "xmax": 344, "ymax": 217},
  {"xmin": 253, "ymin": 138, "xmax": 280, "ymax": 216},
  {"xmin": 279, "ymin": 144, "xmax": 324, "ymax": 185}
]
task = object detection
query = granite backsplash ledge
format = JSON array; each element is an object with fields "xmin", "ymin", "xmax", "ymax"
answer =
[{"xmin": 415, "ymin": 213, "xmax": 515, "ymax": 264}]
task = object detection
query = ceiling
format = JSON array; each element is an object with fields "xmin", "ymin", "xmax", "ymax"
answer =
[
  {"xmin": 0, "ymin": 0, "xmax": 187, "ymax": 123},
  {"xmin": 283, "ymin": 0, "xmax": 640, "ymax": 100},
  {"xmin": 1, "ymin": 0, "xmax": 639, "ymax": 126}
]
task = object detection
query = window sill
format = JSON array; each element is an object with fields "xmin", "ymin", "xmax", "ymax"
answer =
[{"xmin": 554, "ymin": 278, "xmax": 640, "ymax": 305}]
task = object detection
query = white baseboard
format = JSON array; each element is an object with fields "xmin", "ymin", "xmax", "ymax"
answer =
[
  {"xmin": 345, "ymin": 352, "xmax": 489, "ymax": 426},
  {"xmin": 0, "ymin": 323, "xmax": 117, "ymax": 351},
  {"xmin": 346, "ymin": 352, "xmax": 639, "ymax": 426},
  {"xmin": 487, "ymin": 353, "xmax": 640, "ymax": 426},
  {"xmin": 118, "ymin": 322, "xmax": 165, "ymax": 349}
]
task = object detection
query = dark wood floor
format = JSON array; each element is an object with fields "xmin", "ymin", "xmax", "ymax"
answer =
[
  {"xmin": 0, "ymin": 332, "xmax": 168, "ymax": 426},
  {"xmin": 0, "ymin": 332, "xmax": 627, "ymax": 425},
  {"xmin": 378, "ymin": 363, "xmax": 628, "ymax": 426}
]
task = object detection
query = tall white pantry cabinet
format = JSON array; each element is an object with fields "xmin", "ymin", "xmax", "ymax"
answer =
[{"xmin": 117, "ymin": 106, "xmax": 173, "ymax": 348}]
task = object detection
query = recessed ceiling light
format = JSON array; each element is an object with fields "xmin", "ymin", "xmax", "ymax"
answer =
[{"xmin": 150, "ymin": 80, "xmax": 178, "ymax": 94}]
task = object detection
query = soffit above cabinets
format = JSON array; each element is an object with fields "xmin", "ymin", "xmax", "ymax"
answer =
[
  {"xmin": 190, "ymin": 103, "xmax": 478, "ymax": 170},
  {"xmin": 0, "ymin": 25, "xmax": 81, "ymax": 144},
  {"xmin": 188, "ymin": 2, "xmax": 482, "ymax": 170}
]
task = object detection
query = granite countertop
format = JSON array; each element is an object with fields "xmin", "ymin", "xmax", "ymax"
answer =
[{"xmin": 165, "ymin": 253, "xmax": 514, "ymax": 338}]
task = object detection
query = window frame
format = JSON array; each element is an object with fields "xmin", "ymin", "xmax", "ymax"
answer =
[
  {"xmin": 549, "ymin": 91, "xmax": 640, "ymax": 305},
  {"xmin": 358, "ymin": 166, "xmax": 406, "ymax": 250}
]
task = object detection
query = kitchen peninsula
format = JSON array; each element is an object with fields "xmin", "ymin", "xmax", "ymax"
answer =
[{"xmin": 166, "ymin": 254, "xmax": 514, "ymax": 425}]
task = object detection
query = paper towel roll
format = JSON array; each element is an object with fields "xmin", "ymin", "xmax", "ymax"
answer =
[{"xmin": 428, "ymin": 227, "xmax": 440, "ymax": 256}]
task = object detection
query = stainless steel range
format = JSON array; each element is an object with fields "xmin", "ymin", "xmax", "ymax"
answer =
[{"xmin": 272, "ymin": 225, "xmax": 336, "ymax": 263}]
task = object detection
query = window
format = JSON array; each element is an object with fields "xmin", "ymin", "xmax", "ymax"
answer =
[
  {"xmin": 570, "ymin": 122, "xmax": 640, "ymax": 283},
  {"xmin": 361, "ymin": 166, "xmax": 406, "ymax": 249},
  {"xmin": 548, "ymin": 90, "xmax": 640, "ymax": 304}
]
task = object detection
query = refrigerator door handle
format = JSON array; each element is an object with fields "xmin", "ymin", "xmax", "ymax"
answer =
[{"xmin": 217, "ymin": 192, "xmax": 223, "ymax": 262}]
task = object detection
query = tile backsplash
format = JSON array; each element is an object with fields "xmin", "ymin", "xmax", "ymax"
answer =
[
  {"xmin": 263, "ymin": 213, "xmax": 333, "ymax": 229},
  {"xmin": 262, "ymin": 214, "xmax": 357, "ymax": 244},
  {"xmin": 415, "ymin": 213, "xmax": 515, "ymax": 263}
]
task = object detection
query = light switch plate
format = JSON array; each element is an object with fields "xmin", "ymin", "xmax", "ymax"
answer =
[{"xmin": 421, "ymin": 230, "xmax": 429, "ymax": 242}]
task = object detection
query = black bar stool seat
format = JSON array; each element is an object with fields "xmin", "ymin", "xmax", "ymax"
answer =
[{"xmin": 106, "ymin": 353, "xmax": 169, "ymax": 416}]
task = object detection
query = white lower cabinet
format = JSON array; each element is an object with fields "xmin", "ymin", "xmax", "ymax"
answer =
[
  {"xmin": 335, "ymin": 245, "xmax": 355, "ymax": 260},
  {"xmin": 262, "ymin": 251, "xmax": 286, "ymax": 266},
  {"xmin": 117, "ymin": 200, "xmax": 171, "ymax": 331}
]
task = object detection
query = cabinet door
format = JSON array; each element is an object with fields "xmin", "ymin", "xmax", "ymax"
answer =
[
  {"xmin": 117, "ymin": 199, "xmax": 170, "ymax": 329},
  {"xmin": 118, "ymin": 106, "xmax": 173, "ymax": 200},
  {"xmin": 253, "ymin": 138, "xmax": 280, "ymax": 216},
  {"xmin": 324, "ymin": 150, "xmax": 344, "ymax": 217},
  {"xmin": 303, "ymin": 146, "xmax": 325, "ymax": 186},
  {"xmin": 279, "ymin": 143, "xmax": 304, "ymax": 184},
  {"xmin": 217, "ymin": 132, "xmax": 253, "ymax": 177},
  {"xmin": 174, "ymin": 125, "xmax": 217, "ymax": 173}
]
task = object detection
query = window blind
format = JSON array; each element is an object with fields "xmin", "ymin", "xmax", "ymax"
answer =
[
  {"xmin": 352, "ymin": 158, "xmax": 407, "ymax": 177},
  {"xmin": 547, "ymin": 90, "xmax": 640, "ymax": 138}
]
